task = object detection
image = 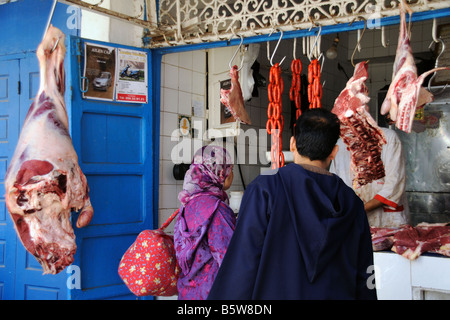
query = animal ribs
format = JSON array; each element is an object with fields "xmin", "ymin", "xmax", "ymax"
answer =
[{"xmin": 332, "ymin": 61, "xmax": 386, "ymax": 188}]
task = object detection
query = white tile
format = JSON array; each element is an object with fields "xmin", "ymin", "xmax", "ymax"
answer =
[
  {"xmin": 164, "ymin": 64, "xmax": 178, "ymax": 90},
  {"xmin": 179, "ymin": 51, "xmax": 193, "ymax": 70},
  {"xmin": 179, "ymin": 68, "xmax": 193, "ymax": 92},
  {"xmin": 160, "ymin": 159, "xmax": 177, "ymax": 185},
  {"xmin": 192, "ymin": 71, "xmax": 205, "ymax": 95},
  {"xmin": 178, "ymin": 91, "xmax": 192, "ymax": 115},
  {"xmin": 159, "ymin": 184, "xmax": 179, "ymax": 209},
  {"xmin": 162, "ymin": 87, "xmax": 178, "ymax": 113},
  {"xmin": 163, "ymin": 52, "xmax": 179, "ymax": 66},
  {"xmin": 193, "ymin": 50, "xmax": 206, "ymax": 73},
  {"xmin": 160, "ymin": 135, "xmax": 178, "ymax": 162},
  {"xmin": 161, "ymin": 111, "xmax": 178, "ymax": 137}
]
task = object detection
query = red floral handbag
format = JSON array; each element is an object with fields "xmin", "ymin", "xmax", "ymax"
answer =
[{"xmin": 118, "ymin": 209, "xmax": 181, "ymax": 297}]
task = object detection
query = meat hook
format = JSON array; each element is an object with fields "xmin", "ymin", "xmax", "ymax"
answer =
[
  {"xmin": 381, "ymin": 25, "xmax": 389, "ymax": 48},
  {"xmin": 308, "ymin": 25, "xmax": 322, "ymax": 62},
  {"xmin": 267, "ymin": 29, "xmax": 286, "ymax": 67},
  {"xmin": 432, "ymin": 18, "xmax": 439, "ymax": 43},
  {"xmin": 228, "ymin": 34, "xmax": 245, "ymax": 71},
  {"xmin": 427, "ymin": 38, "xmax": 448, "ymax": 95},
  {"xmin": 43, "ymin": 0, "xmax": 58, "ymax": 42},
  {"xmin": 293, "ymin": 37, "xmax": 299, "ymax": 60},
  {"xmin": 351, "ymin": 17, "xmax": 367, "ymax": 67}
]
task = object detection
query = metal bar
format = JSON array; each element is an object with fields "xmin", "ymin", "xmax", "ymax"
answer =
[{"xmin": 43, "ymin": 0, "xmax": 58, "ymax": 41}]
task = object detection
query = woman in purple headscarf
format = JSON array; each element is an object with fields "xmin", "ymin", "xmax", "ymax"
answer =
[{"xmin": 174, "ymin": 145, "xmax": 236, "ymax": 300}]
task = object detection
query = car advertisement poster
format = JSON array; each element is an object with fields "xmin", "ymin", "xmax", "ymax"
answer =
[
  {"xmin": 83, "ymin": 43, "xmax": 116, "ymax": 101},
  {"xmin": 116, "ymin": 48, "xmax": 148, "ymax": 103}
]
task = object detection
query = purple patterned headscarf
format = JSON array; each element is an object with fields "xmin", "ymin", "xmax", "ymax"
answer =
[{"xmin": 178, "ymin": 145, "xmax": 233, "ymax": 206}]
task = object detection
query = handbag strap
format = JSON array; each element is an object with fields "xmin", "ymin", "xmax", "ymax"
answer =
[{"xmin": 160, "ymin": 208, "xmax": 180, "ymax": 230}]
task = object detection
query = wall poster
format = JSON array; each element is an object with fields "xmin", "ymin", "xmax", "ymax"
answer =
[
  {"xmin": 116, "ymin": 48, "xmax": 148, "ymax": 103},
  {"xmin": 82, "ymin": 44, "xmax": 148, "ymax": 104},
  {"xmin": 83, "ymin": 43, "xmax": 116, "ymax": 101}
]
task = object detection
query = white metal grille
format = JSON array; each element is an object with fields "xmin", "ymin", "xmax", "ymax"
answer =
[{"xmin": 154, "ymin": 0, "xmax": 450, "ymax": 47}]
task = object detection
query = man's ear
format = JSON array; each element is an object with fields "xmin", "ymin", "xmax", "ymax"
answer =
[
  {"xmin": 329, "ymin": 144, "xmax": 339, "ymax": 161},
  {"xmin": 290, "ymin": 136, "xmax": 297, "ymax": 152}
]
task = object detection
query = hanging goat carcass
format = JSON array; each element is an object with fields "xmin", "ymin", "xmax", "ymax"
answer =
[{"xmin": 5, "ymin": 26, "xmax": 94, "ymax": 274}]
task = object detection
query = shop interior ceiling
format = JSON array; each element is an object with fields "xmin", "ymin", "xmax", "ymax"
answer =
[{"xmin": 27, "ymin": 0, "xmax": 450, "ymax": 48}]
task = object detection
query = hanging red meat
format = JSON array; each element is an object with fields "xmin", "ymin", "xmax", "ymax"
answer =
[
  {"xmin": 5, "ymin": 26, "xmax": 94, "ymax": 274},
  {"xmin": 290, "ymin": 59, "xmax": 302, "ymax": 119},
  {"xmin": 267, "ymin": 63, "xmax": 284, "ymax": 169},
  {"xmin": 220, "ymin": 65, "xmax": 252, "ymax": 124},
  {"xmin": 307, "ymin": 58, "xmax": 322, "ymax": 109},
  {"xmin": 380, "ymin": 0, "xmax": 449, "ymax": 133},
  {"xmin": 332, "ymin": 61, "xmax": 386, "ymax": 188}
]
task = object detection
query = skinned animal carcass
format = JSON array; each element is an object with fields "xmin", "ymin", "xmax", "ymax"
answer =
[
  {"xmin": 220, "ymin": 65, "xmax": 252, "ymax": 125},
  {"xmin": 380, "ymin": 0, "xmax": 449, "ymax": 133},
  {"xmin": 332, "ymin": 61, "xmax": 386, "ymax": 188},
  {"xmin": 5, "ymin": 26, "xmax": 93, "ymax": 274}
]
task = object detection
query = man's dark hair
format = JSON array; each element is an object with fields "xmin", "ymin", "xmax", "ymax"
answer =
[{"xmin": 294, "ymin": 108, "xmax": 341, "ymax": 161}]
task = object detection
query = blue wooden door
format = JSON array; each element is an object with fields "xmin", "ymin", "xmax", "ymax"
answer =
[
  {"xmin": 0, "ymin": 56, "xmax": 70, "ymax": 299},
  {"xmin": 14, "ymin": 56, "xmax": 70, "ymax": 299},
  {"xmin": 0, "ymin": 59, "xmax": 20, "ymax": 299},
  {"xmin": 67, "ymin": 37, "xmax": 156, "ymax": 300}
]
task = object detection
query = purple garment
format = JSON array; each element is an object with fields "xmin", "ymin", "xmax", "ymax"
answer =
[
  {"xmin": 174, "ymin": 195, "xmax": 235, "ymax": 300},
  {"xmin": 174, "ymin": 145, "xmax": 235, "ymax": 300}
]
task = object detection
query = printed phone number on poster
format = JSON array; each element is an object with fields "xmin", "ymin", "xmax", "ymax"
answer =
[{"xmin": 117, "ymin": 94, "xmax": 147, "ymax": 102}]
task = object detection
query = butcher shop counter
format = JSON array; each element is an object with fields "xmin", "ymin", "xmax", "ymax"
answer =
[{"xmin": 374, "ymin": 251, "xmax": 450, "ymax": 299}]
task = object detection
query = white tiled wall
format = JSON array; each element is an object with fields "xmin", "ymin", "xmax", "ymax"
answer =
[{"xmin": 159, "ymin": 50, "xmax": 208, "ymax": 232}]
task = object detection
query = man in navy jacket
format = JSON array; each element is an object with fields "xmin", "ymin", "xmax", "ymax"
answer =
[{"xmin": 208, "ymin": 108, "xmax": 377, "ymax": 300}]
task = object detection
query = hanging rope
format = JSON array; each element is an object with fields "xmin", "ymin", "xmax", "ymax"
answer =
[
  {"xmin": 307, "ymin": 58, "xmax": 322, "ymax": 109},
  {"xmin": 267, "ymin": 63, "xmax": 285, "ymax": 169}
]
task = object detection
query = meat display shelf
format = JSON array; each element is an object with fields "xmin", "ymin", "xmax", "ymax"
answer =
[{"xmin": 374, "ymin": 251, "xmax": 450, "ymax": 300}]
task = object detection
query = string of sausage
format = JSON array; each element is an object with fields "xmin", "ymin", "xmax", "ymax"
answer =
[
  {"xmin": 266, "ymin": 63, "xmax": 285, "ymax": 169},
  {"xmin": 290, "ymin": 59, "xmax": 302, "ymax": 120},
  {"xmin": 307, "ymin": 58, "xmax": 322, "ymax": 109}
]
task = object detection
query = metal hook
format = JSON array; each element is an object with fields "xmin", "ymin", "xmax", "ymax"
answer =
[
  {"xmin": 228, "ymin": 34, "xmax": 245, "ymax": 71},
  {"xmin": 308, "ymin": 26, "xmax": 322, "ymax": 61},
  {"xmin": 381, "ymin": 25, "xmax": 389, "ymax": 48},
  {"xmin": 293, "ymin": 37, "xmax": 298, "ymax": 60},
  {"xmin": 42, "ymin": 0, "xmax": 57, "ymax": 42},
  {"xmin": 267, "ymin": 29, "xmax": 286, "ymax": 66},
  {"xmin": 432, "ymin": 18, "xmax": 439, "ymax": 43},
  {"xmin": 51, "ymin": 37, "xmax": 60, "ymax": 53},
  {"xmin": 351, "ymin": 17, "xmax": 367, "ymax": 67},
  {"xmin": 428, "ymin": 38, "xmax": 448, "ymax": 95}
]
